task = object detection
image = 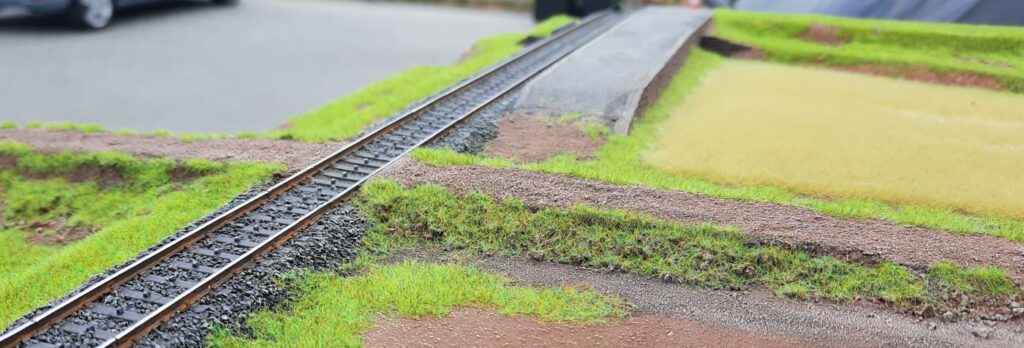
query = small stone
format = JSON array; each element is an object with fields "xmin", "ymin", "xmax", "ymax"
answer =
[
  {"xmin": 942, "ymin": 311, "xmax": 955, "ymax": 321},
  {"xmin": 1012, "ymin": 308, "xmax": 1024, "ymax": 317},
  {"xmin": 914, "ymin": 304, "xmax": 936, "ymax": 319},
  {"xmin": 928, "ymin": 322, "xmax": 938, "ymax": 331},
  {"xmin": 971, "ymin": 327, "xmax": 993, "ymax": 340}
]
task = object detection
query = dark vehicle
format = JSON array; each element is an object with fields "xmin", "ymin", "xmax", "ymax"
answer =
[{"xmin": 0, "ymin": 0, "xmax": 237, "ymax": 29}]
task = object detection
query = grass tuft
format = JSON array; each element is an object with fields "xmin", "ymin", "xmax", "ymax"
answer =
[
  {"xmin": 42, "ymin": 122, "xmax": 104, "ymax": 133},
  {"xmin": 208, "ymin": 262, "xmax": 626, "ymax": 347}
]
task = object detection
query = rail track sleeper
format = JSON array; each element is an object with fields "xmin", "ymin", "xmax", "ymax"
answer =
[{"xmin": 119, "ymin": 291, "xmax": 172, "ymax": 306}]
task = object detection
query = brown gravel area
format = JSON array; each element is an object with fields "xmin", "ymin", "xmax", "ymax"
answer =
[
  {"xmin": 463, "ymin": 255, "xmax": 1024, "ymax": 347},
  {"xmin": 0, "ymin": 129, "xmax": 341, "ymax": 172},
  {"xmin": 484, "ymin": 115, "xmax": 602, "ymax": 163},
  {"xmin": 800, "ymin": 24, "xmax": 848, "ymax": 46},
  {"xmin": 835, "ymin": 64, "xmax": 1004, "ymax": 91},
  {"xmin": 380, "ymin": 159, "xmax": 1024, "ymax": 284},
  {"xmin": 364, "ymin": 307, "xmax": 803, "ymax": 348}
]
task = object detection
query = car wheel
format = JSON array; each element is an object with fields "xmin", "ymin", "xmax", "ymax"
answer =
[
  {"xmin": 212, "ymin": 0, "xmax": 239, "ymax": 5},
  {"xmin": 67, "ymin": 0, "xmax": 115, "ymax": 29}
]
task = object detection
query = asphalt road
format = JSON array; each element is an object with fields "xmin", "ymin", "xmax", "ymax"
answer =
[{"xmin": 0, "ymin": 0, "xmax": 531, "ymax": 133}]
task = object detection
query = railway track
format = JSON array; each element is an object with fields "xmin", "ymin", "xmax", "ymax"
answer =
[{"xmin": 1, "ymin": 11, "xmax": 621, "ymax": 348}]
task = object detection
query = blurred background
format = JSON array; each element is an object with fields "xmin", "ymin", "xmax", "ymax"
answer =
[{"xmin": 1, "ymin": 0, "xmax": 1020, "ymax": 134}]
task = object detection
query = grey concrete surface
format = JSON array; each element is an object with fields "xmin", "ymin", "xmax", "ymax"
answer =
[
  {"xmin": 0, "ymin": 0, "xmax": 531, "ymax": 133},
  {"xmin": 514, "ymin": 6, "xmax": 710, "ymax": 134}
]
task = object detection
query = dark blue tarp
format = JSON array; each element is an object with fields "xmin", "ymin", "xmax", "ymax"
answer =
[{"xmin": 716, "ymin": 0, "xmax": 1024, "ymax": 26}]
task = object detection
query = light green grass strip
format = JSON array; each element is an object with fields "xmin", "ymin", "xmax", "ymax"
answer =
[
  {"xmin": 410, "ymin": 49, "xmax": 1024, "ymax": 242},
  {"xmin": 0, "ymin": 142, "xmax": 281, "ymax": 327},
  {"xmin": 266, "ymin": 15, "xmax": 576, "ymax": 143},
  {"xmin": 713, "ymin": 9, "xmax": 1024, "ymax": 93},
  {"xmin": 356, "ymin": 180, "xmax": 1018, "ymax": 309},
  {"xmin": 209, "ymin": 261, "xmax": 626, "ymax": 347}
]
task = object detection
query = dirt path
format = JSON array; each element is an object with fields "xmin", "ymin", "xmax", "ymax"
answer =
[
  {"xmin": 364, "ymin": 307, "xmax": 803, "ymax": 348},
  {"xmin": 0, "ymin": 129, "xmax": 340, "ymax": 172},
  {"xmin": 463, "ymin": 255, "xmax": 1023, "ymax": 347},
  {"xmin": 484, "ymin": 115, "xmax": 603, "ymax": 163},
  {"xmin": 380, "ymin": 159, "xmax": 1024, "ymax": 284}
]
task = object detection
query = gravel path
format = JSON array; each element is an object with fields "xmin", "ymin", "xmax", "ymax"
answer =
[
  {"xmin": 379, "ymin": 159, "xmax": 1024, "ymax": 284},
  {"xmin": 0, "ymin": 129, "xmax": 340, "ymax": 172},
  {"xmin": 466, "ymin": 255, "xmax": 1024, "ymax": 347}
]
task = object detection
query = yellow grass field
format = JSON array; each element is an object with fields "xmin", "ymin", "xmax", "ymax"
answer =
[{"xmin": 647, "ymin": 60, "xmax": 1024, "ymax": 219}]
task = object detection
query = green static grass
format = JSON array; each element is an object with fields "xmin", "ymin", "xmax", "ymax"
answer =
[
  {"xmin": 23, "ymin": 122, "xmax": 42, "ymax": 129},
  {"xmin": 713, "ymin": 10, "xmax": 1024, "ymax": 93},
  {"xmin": 208, "ymin": 262, "xmax": 626, "ymax": 347},
  {"xmin": 41, "ymin": 122, "xmax": 104, "ymax": 133},
  {"xmin": 0, "ymin": 122, "xmax": 15, "ymax": 130},
  {"xmin": 355, "ymin": 180, "xmax": 1019, "ymax": 309},
  {"xmin": 266, "ymin": 15, "xmax": 577, "ymax": 143},
  {"xmin": 0, "ymin": 142, "xmax": 281, "ymax": 327},
  {"xmin": 410, "ymin": 48, "xmax": 1024, "ymax": 242},
  {"xmin": 151, "ymin": 129, "xmax": 173, "ymax": 138},
  {"xmin": 114, "ymin": 128, "xmax": 137, "ymax": 136},
  {"xmin": 177, "ymin": 133, "xmax": 231, "ymax": 142}
]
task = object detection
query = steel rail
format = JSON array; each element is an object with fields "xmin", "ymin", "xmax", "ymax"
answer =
[{"xmin": 0, "ymin": 11, "xmax": 615, "ymax": 348}]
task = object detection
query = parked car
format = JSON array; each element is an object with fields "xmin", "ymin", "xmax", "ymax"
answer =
[{"xmin": 0, "ymin": 0, "xmax": 237, "ymax": 29}]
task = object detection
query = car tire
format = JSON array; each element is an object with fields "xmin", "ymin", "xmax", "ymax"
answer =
[
  {"xmin": 67, "ymin": 0, "xmax": 115, "ymax": 30},
  {"xmin": 212, "ymin": 0, "xmax": 239, "ymax": 5}
]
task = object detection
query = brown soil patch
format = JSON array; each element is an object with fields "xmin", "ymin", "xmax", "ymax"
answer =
[
  {"xmin": 485, "ymin": 115, "xmax": 603, "ymax": 163},
  {"xmin": 2, "ymin": 157, "xmax": 125, "ymax": 187},
  {"xmin": 0, "ymin": 129, "xmax": 341, "ymax": 173},
  {"xmin": 64, "ymin": 164, "xmax": 123, "ymax": 187},
  {"xmin": 3, "ymin": 219, "xmax": 94, "ymax": 246},
  {"xmin": 0, "ymin": 154, "xmax": 17, "ymax": 169},
  {"xmin": 364, "ymin": 308, "xmax": 802, "ymax": 348},
  {"xmin": 957, "ymin": 55, "xmax": 1015, "ymax": 69},
  {"xmin": 380, "ymin": 159, "xmax": 1024, "ymax": 285},
  {"xmin": 837, "ymin": 64, "xmax": 1003, "ymax": 91},
  {"xmin": 800, "ymin": 24, "xmax": 848, "ymax": 46}
]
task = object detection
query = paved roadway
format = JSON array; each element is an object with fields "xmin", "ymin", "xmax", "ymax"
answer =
[{"xmin": 0, "ymin": 0, "xmax": 531, "ymax": 133}]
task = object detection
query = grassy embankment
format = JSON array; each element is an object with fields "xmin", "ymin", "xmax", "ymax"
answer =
[
  {"xmin": 353, "ymin": 181, "xmax": 1017, "ymax": 309},
  {"xmin": 209, "ymin": 262, "xmax": 626, "ymax": 347},
  {"xmin": 0, "ymin": 142, "xmax": 280, "ymax": 327},
  {"xmin": 713, "ymin": 10, "xmax": 1024, "ymax": 93},
  {"xmin": 411, "ymin": 48, "xmax": 1024, "ymax": 242}
]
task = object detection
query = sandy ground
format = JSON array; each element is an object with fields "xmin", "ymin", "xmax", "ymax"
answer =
[
  {"xmin": 380, "ymin": 159, "xmax": 1024, "ymax": 285},
  {"xmin": 484, "ymin": 115, "xmax": 602, "ymax": 163},
  {"xmin": 364, "ymin": 307, "xmax": 803, "ymax": 348},
  {"xmin": 0, "ymin": 129, "xmax": 339, "ymax": 172}
]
